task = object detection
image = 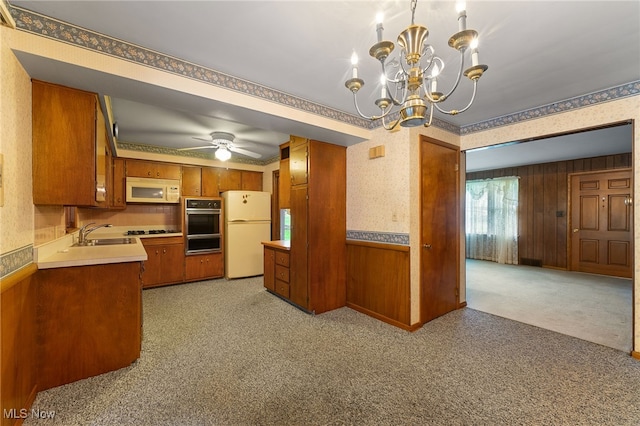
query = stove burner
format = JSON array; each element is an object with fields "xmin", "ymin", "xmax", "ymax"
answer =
[{"xmin": 126, "ymin": 230, "xmax": 146, "ymax": 235}]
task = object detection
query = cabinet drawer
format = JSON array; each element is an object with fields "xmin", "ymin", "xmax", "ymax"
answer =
[
  {"xmin": 275, "ymin": 280, "xmax": 290, "ymax": 298},
  {"xmin": 275, "ymin": 264, "xmax": 289, "ymax": 283},
  {"xmin": 275, "ymin": 251, "xmax": 290, "ymax": 267}
]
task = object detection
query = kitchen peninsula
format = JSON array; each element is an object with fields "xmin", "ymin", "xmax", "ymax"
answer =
[{"xmin": 34, "ymin": 232, "xmax": 147, "ymax": 390}]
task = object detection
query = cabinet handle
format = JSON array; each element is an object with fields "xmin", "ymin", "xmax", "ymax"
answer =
[
  {"xmin": 163, "ymin": 248, "xmax": 167, "ymax": 254},
  {"xmin": 147, "ymin": 171, "xmax": 151, "ymax": 176},
  {"xmin": 155, "ymin": 250, "xmax": 159, "ymax": 255},
  {"xmin": 156, "ymin": 171, "xmax": 160, "ymax": 177},
  {"xmin": 200, "ymin": 259, "xmax": 204, "ymax": 264}
]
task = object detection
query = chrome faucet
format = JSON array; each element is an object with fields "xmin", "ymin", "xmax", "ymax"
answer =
[{"xmin": 78, "ymin": 222, "xmax": 113, "ymax": 245}]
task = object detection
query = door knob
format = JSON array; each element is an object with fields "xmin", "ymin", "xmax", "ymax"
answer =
[
  {"xmin": 573, "ymin": 228, "xmax": 579, "ymax": 233},
  {"xmin": 423, "ymin": 244, "xmax": 432, "ymax": 249}
]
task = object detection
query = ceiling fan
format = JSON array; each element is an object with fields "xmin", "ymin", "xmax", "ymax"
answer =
[{"xmin": 177, "ymin": 131, "xmax": 262, "ymax": 161}]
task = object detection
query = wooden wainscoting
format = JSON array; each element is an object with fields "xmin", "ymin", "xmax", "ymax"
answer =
[
  {"xmin": 346, "ymin": 240, "xmax": 415, "ymax": 330},
  {"xmin": 1, "ymin": 264, "xmax": 38, "ymax": 426}
]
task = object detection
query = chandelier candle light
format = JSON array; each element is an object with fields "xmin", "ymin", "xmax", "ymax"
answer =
[{"xmin": 345, "ymin": 0, "xmax": 488, "ymax": 130}]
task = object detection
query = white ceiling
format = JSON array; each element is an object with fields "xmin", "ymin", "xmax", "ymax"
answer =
[{"xmin": 8, "ymin": 0, "xmax": 639, "ymax": 165}]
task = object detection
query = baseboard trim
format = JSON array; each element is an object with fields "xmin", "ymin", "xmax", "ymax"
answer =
[
  {"xmin": 631, "ymin": 350, "xmax": 640, "ymax": 361},
  {"xmin": 347, "ymin": 302, "xmax": 421, "ymax": 332},
  {"xmin": 459, "ymin": 301, "xmax": 468, "ymax": 308}
]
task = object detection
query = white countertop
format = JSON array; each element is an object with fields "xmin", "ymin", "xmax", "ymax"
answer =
[{"xmin": 34, "ymin": 226, "xmax": 182, "ymax": 269}]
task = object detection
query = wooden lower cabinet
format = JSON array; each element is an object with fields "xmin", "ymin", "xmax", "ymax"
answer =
[
  {"xmin": 141, "ymin": 237, "xmax": 185, "ymax": 288},
  {"xmin": 263, "ymin": 243, "xmax": 291, "ymax": 299},
  {"xmin": 36, "ymin": 262, "xmax": 142, "ymax": 391},
  {"xmin": 185, "ymin": 252, "xmax": 224, "ymax": 281}
]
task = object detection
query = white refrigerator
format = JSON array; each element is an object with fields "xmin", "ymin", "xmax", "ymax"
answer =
[{"xmin": 221, "ymin": 190, "xmax": 272, "ymax": 279}]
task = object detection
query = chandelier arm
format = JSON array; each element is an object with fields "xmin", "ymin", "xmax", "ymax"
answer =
[
  {"xmin": 353, "ymin": 92, "xmax": 397, "ymax": 121},
  {"xmin": 381, "ymin": 112, "xmax": 402, "ymax": 130},
  {"xmin": 423, "ymin": 102, "xmax": 435, "ymax": 127},
  {"xmin": 381, "ymin": 62, "xmax": 407, "ymax": 106},
  {"xmin": 438, "ymin": 49, "xmax": 467, "ymax": 101},
  {"xmin": 351, "ymin": 93, "xmax": 378, "ymax": 120},
  {"xmin": 433, "ymin": 80, "xmax": 479, "ymax": 115}
]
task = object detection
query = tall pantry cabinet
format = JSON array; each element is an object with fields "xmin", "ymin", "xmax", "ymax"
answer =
[{"xmin": 288, "ymin": 137, "xmax": 346, "ymax": 314}]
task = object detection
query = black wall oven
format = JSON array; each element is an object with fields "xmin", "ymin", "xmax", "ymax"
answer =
[{"xmin": 185, "ymin": 198, "xmax": 222, "ymax": 254}]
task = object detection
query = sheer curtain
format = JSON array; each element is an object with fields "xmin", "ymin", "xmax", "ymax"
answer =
[{"xmin": 465, "ymin": 176, "xmax": 519, "ymax": 264}]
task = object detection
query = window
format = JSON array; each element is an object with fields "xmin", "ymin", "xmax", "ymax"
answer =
[{"xmin": 465, "ymin": 177, "xmax": 519, "ymax": 264}]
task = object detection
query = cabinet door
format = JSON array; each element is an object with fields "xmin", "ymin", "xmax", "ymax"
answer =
[
  {"xmin": 289, "ymin": 186, "xmax": 308, "ymax": 308},
  {"xmin": 142, "ymin": 241, "xmax": 184, "ymax": 287},
  {"xmin": 162, "ymin": 244, "xmax": 185, "ymax": 284},
  {"xmin": 201, "ymin": 167, "xmax": 220, "ymax": 197},
  {"xmin": 126, "ymin": 160, "xmax": 181, "ymax": 179},
  {"xmin": 185, "ymin": 253, "xmax": 223, "ymax": 281},
  {"xmin": 182, "ymin": 166, "xmax": 202, "ymax": 196},
  {"xmin": 126, "ymin": 159, "xmax": 155, "ymax": 178},
  {"xmin": 263, "ymin": 247, "xmax": 275, "ymax": 291},
  {"xmin": 155, "ymin": 163, "xmax": 182, "ymax": 180},
  {"xmin": 290, "ymin": 143, "xmax": 308, "ymax": 186},
  {"xmin": 219, "ymin": 169, "xmax": 242, "ymax": 192},
  {"xmin": 32, "ymin": 80, "xmax": 97, "ymax": 206},
  {"xmin": 241, "ymin": 171, "xmax": 263, "ymax": 191},
  {"xmin": 279, "ymin": 159, "xmax": 291, "ymax": 209},
  {"xmin": 111, "ymin": 157, "xmax": 126, "ymax": 208},
  {"xmin": 142, "ymin": 245, "xmax": 164, "ymax": 287}
]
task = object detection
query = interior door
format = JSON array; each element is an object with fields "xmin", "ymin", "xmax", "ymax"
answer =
[
  {"xmin": 420, "ymin": 137, "xmax": 460, "ymax": 323},
  {"xmin": 570, "ymin": 169, "xmax": 633, "ymax": 278}
]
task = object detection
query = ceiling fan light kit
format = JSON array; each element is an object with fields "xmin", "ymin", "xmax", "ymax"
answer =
[
  {"xmin": 345, "ymin": 0, "xmax": 488, "ymax": 131},
  {"xmin": 177, "ymin": 131, "xmax": 262, "ymax": 161}
]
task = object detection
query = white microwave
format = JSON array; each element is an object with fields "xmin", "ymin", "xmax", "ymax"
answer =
[{"xmin": 126, "ymin": 177, "xmax": 180, "ymax": 204}]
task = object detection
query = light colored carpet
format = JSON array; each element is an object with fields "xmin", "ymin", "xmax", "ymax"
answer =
[
  {"xmin": 466, "ymin": 259, "xmax": 633, "ymax": 352},
  {"xmin": 24, "ymin": 277, "xmax": 640, "ymax": 425}
]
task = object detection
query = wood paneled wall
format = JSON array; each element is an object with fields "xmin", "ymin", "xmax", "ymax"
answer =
[
  {"xmin": 467, "ymin": 153, "xmax": 631, "ymax": 269},
  {"xmin": 1, "ymin": 265, "xmax": 38, "ymax": 426},
  {"xmin": 346, "ymin": 240, "xmax": 414, "ymax": 330}
]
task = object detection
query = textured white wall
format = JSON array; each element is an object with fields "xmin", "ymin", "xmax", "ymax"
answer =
[
  {"xmin": 347, "ymin": 127, "xmax": 411, "ymax": 234},
  {"xmin": 0, "ymin": 26, "xmax": 34, "ymax": 257}
]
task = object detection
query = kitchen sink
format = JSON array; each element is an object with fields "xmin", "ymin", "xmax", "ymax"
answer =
[{"xmin": 73, "ymin": 238, "xmax": 137, "ymax": 247}]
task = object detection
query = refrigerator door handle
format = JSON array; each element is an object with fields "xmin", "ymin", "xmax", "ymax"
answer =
[{"xmin": 229, "ymin": 219, "xmax": 250, "ymax": 222}]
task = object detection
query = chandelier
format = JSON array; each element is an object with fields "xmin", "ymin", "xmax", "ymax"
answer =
[{"xmin": 344, "ymin": 0, "xmax": 488, "ymax": 130}]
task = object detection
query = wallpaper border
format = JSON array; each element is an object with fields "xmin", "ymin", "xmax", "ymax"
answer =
[
  {"xmin": 0, "ymin": 245, "xmax": 34, "ymax": 279},
  {"xmin": 461, "ymin": 81, "xmax": 640, "ymax": 135},
  {"xmin": 347, "ymin": 230, "xmax": 410, "ymax": 246},
  {"xmin": 9, "ymin": 6, "xmax": 640, "ymax": 138}
]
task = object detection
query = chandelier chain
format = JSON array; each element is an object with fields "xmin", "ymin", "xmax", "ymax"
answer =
[{"xmin": 410, "ymin": 0, "xmax": 417, "ymax": 25}]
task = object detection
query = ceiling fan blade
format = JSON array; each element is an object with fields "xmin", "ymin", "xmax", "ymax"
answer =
[
  {"xmin": 192, "ymin": 136, "xmax": 213, "ymax": 142},
  {"xmin": 177, "ymin": 145, "xmax": 216, "ymax": 151},
  {"xmin": 229, "ymin": 146, "xmax": 262, "ymax": 158}
]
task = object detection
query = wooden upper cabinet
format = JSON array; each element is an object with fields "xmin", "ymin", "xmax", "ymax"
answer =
[
  {"xmin": 126, "ymin": 159, "xmax": 181, "ymax": 180},
  {"xmin": 201, "ymin": 167, "xmax": 220, "ymax": 197},
  {"xmin": 241, "ymin": 171, "xmax": 263, "ymax": 191},
  {"xmin": 290, "ymin": 137, "xmax": 308, "ymax": 186},
  {"xmin": 32, "ymin": 80, "xmax": 109, "ymax": 207},
  {"xmin": 111, "ymin": 157, "xmax": 126, "ymax": 209},
  {"xmin": 182, "ymin": 166, "xmax": 202, "ymax": 197},
  {"xmin": 219, "ymin": 169, "xmax": 242, "ymax": 192}
]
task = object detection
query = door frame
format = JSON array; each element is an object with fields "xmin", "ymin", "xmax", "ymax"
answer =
[{"xmin": 419, "ymin": 135, "xmax": 462, "ymax": 324}]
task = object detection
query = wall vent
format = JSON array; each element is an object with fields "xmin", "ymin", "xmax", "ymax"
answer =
[{"xmin": 520, "ymin": 258, "xmax": 542, "ymax": 267}]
